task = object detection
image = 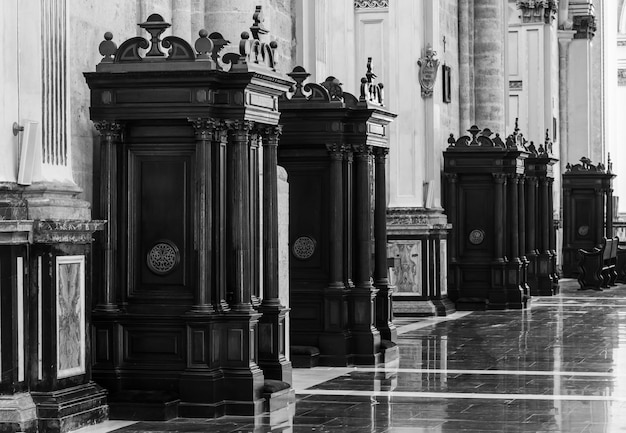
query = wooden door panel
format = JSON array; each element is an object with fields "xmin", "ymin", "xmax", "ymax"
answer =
[{"xmin": 127, "ymin": 148, "xmax": 195, "ymax": 302}]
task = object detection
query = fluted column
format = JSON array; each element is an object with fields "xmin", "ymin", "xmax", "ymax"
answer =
[
  {"xmin": 188, "ymin": 118, "xmax": 217, "ymax": 313},
  {"xmin": 215, "ymin": 124, "xmax": 229, "ymax": 311},
  {"xmin": 541, "ymin": 178, "xmax": 551, "ymax": 254},
  {"xmin": 607, "ymin": 186, "xmax": 614, "ymax": 237},
  {"xmin": 373, "ymin": 147, "xmax": 396, "ymax": 342},
  {"xmin": 327, "ymin": 144, "xmax": 345, "ymax": 290},
  {"xmin": 250, "ymin": 129, "xmax": 261, "ymax": 307},
  {"xmin": 493, "ymin": 173, "xmax": 506, "ymax": 262},
  {"xmin": 94, "ymin": 120, "xmax": 123, "ymax": 312},
  {"xmin": 508, "ymin": 174, "xmax": 520, "ymax": 262},
  {"xmin": 222, "ymin": 120, "xmax": 264, "ymax": 414},
  {"xmin": 525, "ymin": 176, "xmax": 539, "ymax": 293},
  {"xmin": 258, "ymin": 125, "xmax": 291, "ymax": 383},
  {"xmin": 227, "ymin": 120, "xmax": 255, "ymax": 311},
  {"xmin": 351, "ymin": 144, "xmax": 380, "ymax": 364},
  {"xmin": 595, "ymin": 188, "xmax": 604, "ymax": 243},
  {"xmin": 474, "ymin": 0, "xmax": 506, "ymax": 133},
  {"xmin": 444, "ymin": 173, "xmax": 459, "ymax": 298}
]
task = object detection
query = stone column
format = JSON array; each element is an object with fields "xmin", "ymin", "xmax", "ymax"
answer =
[
  {"xmin": 171, "ymin": 0, "xmax": 192, "ymax": 42},
  {"xmin": 94, "ymin": 120, "xmax": 123, "ymax": 312},
  {"xmin": 373, "ymin": 147, "xmax": 396, "ymax": 342},
  {"xmin": 568, "ymin": 7, "xmax": 596, "ymax": 163},
  {"xmin": 558, "ymin": 31, "xmax": 576, "ymax": 177},
  {"xmin": 188, "ymin": 118, "xmax": 216, "ymax": 313},
  {"xmin": 258, "ymin": 125, "xmax": 291, "ymax": 383},
  {"xmin": 350, "ymin": 144, "xmax": 381, "ymax": 365},
  {"xmin": 458, "ymin": 0, "xmax": 475, "ymax": 128},
  {"xmin": 473, "ymin": 0, "xmax": 506, "ymax": 133}
]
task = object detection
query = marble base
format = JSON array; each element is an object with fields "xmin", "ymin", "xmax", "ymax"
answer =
[
  {"xmin": 0, "ymin": 181, "xmax": 90, "ymax": 220},
  {"xmin": 0, "ymin": 393, "xmax": 38, "ymax": 433},
  {"xmin": 31, "ymin": 382, "xmax": 108, "ymax": 433},
  {"xmin": 393, "ymin": 298, "xmax": 437, "ymax": 317}
]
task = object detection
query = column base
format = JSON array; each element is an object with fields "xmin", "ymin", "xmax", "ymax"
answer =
[
  {"xmin": 393, "ymin": 297, "xmax": 437, "ymax": 317},
  {"xmin": 318, "ymin": 332, "xmax": 353, "ymax": 366},
  {"xmin": 221, "ymin": 311, "xmax": 265, "ymax": 416},
  {"xmin": 178, "ymin": 370, "xmax": 225, "ymax": 418},
  {"xmin": 31, "ymin": 382, "xmax": 108, "ymax": 433},
  {"xmin": 257, "ymin": 304, "xmax": 292, "ymax": 384},
  {"xmin": 0, "ymin": 393, "xmax": 38, "ymax": 433},
  {"xmin": 432, "ymin": 296, "xmax": 457, "ymax": 316}
]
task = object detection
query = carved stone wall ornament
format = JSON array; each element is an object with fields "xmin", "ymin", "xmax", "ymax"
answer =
[
  {"xmin": 516, "ymin": 0, "xmax": 558, "ymax": 23},
  {"xmin": 354, "ymin": 0, "xmax": 389, "ymax": 8},
  {"xmin": 417, "ymin": 45, "xmax": 440, "ymax": 98}
]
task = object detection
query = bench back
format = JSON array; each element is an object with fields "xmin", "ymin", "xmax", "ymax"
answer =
[{"xmin": 603, "ymin": 237, "xmax": 612, "ymax": 261}]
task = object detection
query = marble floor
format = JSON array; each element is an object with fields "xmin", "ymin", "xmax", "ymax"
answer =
[{"xmin": 74, "ymin": 279, "xmax": 626, "ymax": 432}]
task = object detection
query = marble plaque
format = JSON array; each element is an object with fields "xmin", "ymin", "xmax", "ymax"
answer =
[
  {"xmin": 388, "ymin": 241, "xmax": 422, "ymax": 296},
  {"xmin": 56, "ymin": 255, "xmax": 86, "ymax": 379}
]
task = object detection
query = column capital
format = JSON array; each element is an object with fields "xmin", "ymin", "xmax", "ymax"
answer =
[
  {"xmin": 492, "ymin": 173, "xmax": 507, "ymax": 184},
  {"xmin": 352, "ymin": 144, "xmax": 371, "ymax": 158},
  {"xmin": 94, "ymin": 120, "xmax": 123, "ymax": 140},
  {"xmin": 372, "ymin": 146, "xmax": 389, "ymax": 159},
  {"xmin": 226, "ymin": 119, "xmax": 256, "ymax": 134},
  {"xmin": 188, "ymin": 117, "xmax": 219, "ymax": 140},
  {"xmin": 326, "ymin": 143, "xmax": 346, "ymax": 160},
  {"xmin": 262, "ymin": 124, "xmax": 283, "ymax": 138},
  {"xmin": 444, "ymin": 172, "xmax": 458, "ymax": 183},
  {"xmin": 516, "ymin": 0, "xmax": 557, "ymax": 24}
]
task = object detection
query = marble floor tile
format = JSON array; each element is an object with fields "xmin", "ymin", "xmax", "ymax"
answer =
[{"xmin": 72, "ymin": 279, "xmax": 626, "ymax": 433}]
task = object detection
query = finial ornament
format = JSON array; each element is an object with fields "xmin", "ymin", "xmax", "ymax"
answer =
[
  {"xmin": 95, "ymin": 7, "xmax": 278, "ymax": 72},
  {"xmin": 447, "ymin": 125, "xmax": 505, "ymax": 148},
  {"xmin": 139, "ymin": 14, "xmax": 171, "ymax": 57},
  {"xmin": 565, "ymin": 157, "xmax": 607, "ymax": 173},
  {"xmin": 360, "ymin": 58, "xmax": 384, "ymax": 105}
]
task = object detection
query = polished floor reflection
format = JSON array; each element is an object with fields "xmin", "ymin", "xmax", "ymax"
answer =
[{"xmin": 75, "ymin": 279, "xmax": 626, "ymax": 432}]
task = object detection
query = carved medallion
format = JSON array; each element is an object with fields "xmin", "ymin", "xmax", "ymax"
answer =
[
  {"xmin": 468, "ymin": 229, "xmax": 485, "ymax": 245},
  {"xmin": 292, "ymin": 236, "xmax": 316, "ymax": 260},
  {"xmin": 417, "ymin": 45, "xmax": 440, "ymax": 98},
  {"xmin": 147, "ymin": 240, "xmax": 180, "ymax": 275},
  {"xmin": 577, "ymin": 225, "xmax": 590, "ymax": 237}
]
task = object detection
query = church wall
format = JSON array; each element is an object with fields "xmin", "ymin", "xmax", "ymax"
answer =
[{"xmin": 70, "ymin": 1, "xmax": 138, "ymax": 205}]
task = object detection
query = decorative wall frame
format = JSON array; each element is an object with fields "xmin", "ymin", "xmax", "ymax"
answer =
[
  {"xmin": 56, "ymin": 255, "xmax": 86, "ymax": 379},
  {"xmin": 442, "ymin": 64, "xmax": 451, "ymax": 103}
]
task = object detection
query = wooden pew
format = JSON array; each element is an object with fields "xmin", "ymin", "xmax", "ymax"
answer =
[
  {"xmin": 577, "ymin": 238, "xmax": 609, "ymax": 291},
  {"xmin": 601, "ymin": 237, "xmax": 619, "ymax": 287}
]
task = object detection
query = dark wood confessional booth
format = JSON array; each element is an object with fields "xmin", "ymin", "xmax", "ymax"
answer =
[
  {"xmin": 85, "ymin": 9, "xmax": 293, "ymax": 418},
  {"xmin": 522, "ymin": 129, "xmax": 559, "ymax": 296},
  {"xmin": 278, "ymin": 63, "xmax": 397, "ymax": 367},
  {"xmin": 562, "ymin": 157, "xmax": 615, "ymax": 277},
  {"xmin": 444, "ymin": 126, "xmax": 530, "ymax": 310}
]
